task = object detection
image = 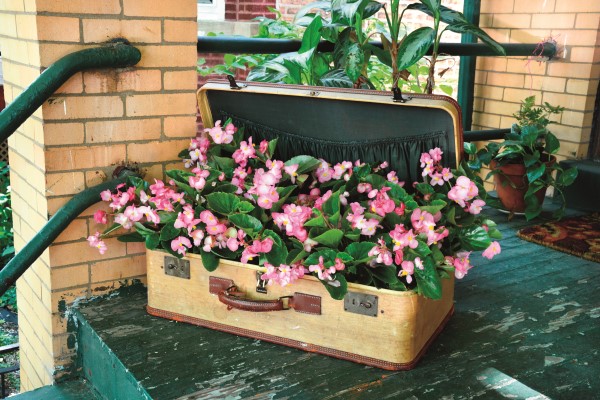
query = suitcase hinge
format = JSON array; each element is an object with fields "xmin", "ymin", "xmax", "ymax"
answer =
[
  {"xmin": 227, "ymin": 75, "xmax": 247, "ymax": 90},
  {"xmin": 392, "ymin": 86, "xmax": 411, "ymax": 103}
]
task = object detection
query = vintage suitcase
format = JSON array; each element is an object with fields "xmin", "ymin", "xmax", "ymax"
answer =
[{"xmin": 146, "ymin": 80, "xmax": 463, "ymax": 370}]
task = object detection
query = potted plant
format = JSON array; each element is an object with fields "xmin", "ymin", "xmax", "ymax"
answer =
[{"xmin": 466, "ymin": 96, "xmax": 578, "ymax": 220}]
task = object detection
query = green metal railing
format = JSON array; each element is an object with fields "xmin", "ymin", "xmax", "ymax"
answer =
[
  {"xmin": 0, "ymin": 171, "xmax": 137, "ymax": 297},
  {"xmin": 0, "ymin": 40, "xmax": 141, "ymax": 143},
  {"xmin": 0, "ymin": 41, "xmax": 141, "ymax": 297}
]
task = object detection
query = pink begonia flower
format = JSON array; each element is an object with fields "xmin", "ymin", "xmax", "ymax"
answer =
[
  {"xmin": 332, "ymin": 161, "xmax": 352, "ymax": 180},
  {"xmin": 414, "ymin": 257, "xmax": 424, "ymax": 270},
  {"xmin": 357, "ymin": 183, "xmax": 372, "ymax": 193},
  {"xmin": 308, "ymin": 256, "xmax": 336, "ymax": 281},
  {"xmin": 420, "ymin": 152, "xmax": 433, "ymax": 168},
  {"xmin": 241, "ymin": 238, "xmax": 274, "ymax": 263},
  {"xmin": 261, "ymin": 262, "xmax": 306, "ymax": 287},
  {"xmin": 313, "ymin": 190, "xmax": 332, "ymax": 210},
  {"xmin": 114, "ymin": 213, "xmax": 132, "ymax": 230},
  {"xmin": 468, "ymin": 199, "xmax": 486, "ymax": 215},
  {"xmin": 205, "ymin": 120, "xmax": 234, "ymax": 144},
  {"xmin": 394, "ymin": 249, "xmax": 404, "ymax": 265},
  {"xmin": 138, "ymin": 206, "xmax": 160, "ymax": 225},
  {"xmin": 399, "ymin": 260, "xmax": 415, "ymax": 284},
  {"xmin": 315, "ymin": 160, "xmax": 333, "ymax": 183},
  {"xmin": 94, "ymin": 210, "xmax": 108, "ymax": 225},
  {"xmin": 360, "ymin": 218, "xmax": 380, "ymax": 237},
  {"xmin": 87, "ymin": 232, "xmax": 107, "ymax": 254},
  {"xmin": 395, "ymin": 203, "xmax": 406, "ymax": 216},
  {"xmin": 448, "ymin": 176, "xmax": 478, "ymax": 207},
  {"xmin": 200, "ymin": 210, "xmax": 218, "ymax": 226},
  {"xmin": 339, "ymin": 191, "xmax": 350, "ymax": 206},
  {"xmin": 369, "ymin": 187, "xmax": 396, "ymax": 217},
  {"xmin": 411, "ymin": 209, "xmax": 434, "ymax": 233},
  {"xmin": 259, "ymin": 140, "xmax": 269, "ymax": 154},
  {"xmin": 283, "ymin": 164, "xmax": 299, "ymax": 183},
  {"xmin": 482, "ymin": 241, "xmax": 501, "ymax": 259},
  {"xmin": 401, "ymin": 229, "xmax": 419, "ymax": 249},
  {"xmin": 451, "ymin": 251, "xmax": 472, "ymax": 279},
  {"xmin": 100, "ymin": 190, "xmax": 112, "ymax": 202},
  {"xmin": 334, "ymin": 258, "xmax": 346, "ymax": 271},
  {"xmin": 189, "ymin": 230, "xmax": 205, "ymax": 247},
  {"xmin": 429, "ymin": 148, "xmax": 443, "ymax": 162},
  {"xmin": 171, "ymin": 236, "xmax": 192, "ymax": 256},
  {"xmin": 441, "ymin": 168, "xmax": 453, "ymax": 181},
  {"xmin": 368, "ymin": 239, "xmax": 393, "ymax": 266},
  {"xmin": 232, "ymin": 138, "xmax": 256, "ymax": 167},
  {"xmin": 387, "ymin": 171, "xmax": 399, "ymax": 184},
  {"xmin": 430, "ymin": 173, "xmax": 444, "ymax": 186},
  {"xmin": 206, "ymin": 223, "xmax": 227, "ymax": 236}
]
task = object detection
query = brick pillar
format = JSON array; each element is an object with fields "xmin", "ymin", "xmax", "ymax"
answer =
[{"xmin": 0, "ymin": 0, "xmax": 198, "ymax": 391}]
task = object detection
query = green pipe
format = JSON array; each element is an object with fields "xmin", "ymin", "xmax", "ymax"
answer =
[
  {"xmin": 0, "ymin": 40, "xmax": 141, "ymax": 143},
  {"xmin": 464, "ymin": 128, "xmax": 510, "ymax": 142},
  {"xmin": 198, "ymin": 36, "xmax": 557, "ymax": 58},
  {"xmin": 0, "ymin": 170, "xmax": 137, "ymax": 297},
  {"xmin": 457, "ymin": 0, "xmax": 481, "ymax": 131}
]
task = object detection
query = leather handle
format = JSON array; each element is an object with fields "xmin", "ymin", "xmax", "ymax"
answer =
[
  {"xmin": 218, "ymin": 289, "xmax": 287, "ymax": 312},
  {"xmin": 209, "ymin": 276, "xmax": 322, "ymax": 315}
]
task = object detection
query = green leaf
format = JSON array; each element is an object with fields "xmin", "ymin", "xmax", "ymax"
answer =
[
  {"xmin": 201, "ymin": 251, "xmax": 220, "ymax": 272},
  {"xmin": 313, "ymin": 229, "xmax": 344, "ymax": 247},
  {"xmin": 464, "ymin": 142, "xmax": 477, "ymax": 155},
  {"xmin": 228, "ymin": 214, "xmax": 263, "ymax": 237},
  {"xmin": 236, "ymin": 201, "xmax": 255, "ymax": 214},
  {"xmin": 321, "ymin": 274, "xmax": 348, "ymax": 300},
  {"xmin": 414, "ymin": 256, "xmax": 442, "ymax": 300},
  {"xmin": 439, "ymin": 84, "xmax": 453, "ymax": 96},
  {"xmin": 305, "ymin": 214, "xmax": 327, "ymax": 227},
  {"xmin": 520, "ymin": 125, "xmax": 540, "ymax": 147},
  {"xmin": 166, "ymin": 169, "xmax": 195, "ymax": 184},
  {"xmin": 263, "ymin": 229, "xmax": 288, "ymax": 266},
  {"xmin": 133, "ymin": 222, "xmax": 157, "ymax": 237},
  {"xmin": 345, "ymin": 242, "xmax": 376, "ymax": 263},
  {"xmin": 558, "ymin": 167, "xmax": 578, "ymax": 187},
  {"xmin": 419, "ymin": 199, "xmax": 447, "ymax": 214},
  {"xmin": 420, "ymin": 0, "xmax": 441, "ymax": 15},
  {"xmin": 345, "ymin": 42, "xmax": 364, "ymax": 83},
  {"xmin": 287, "ymin": 249, "xmax": 309, "ymax": 265},
  {"xmin": 336, "ymin": 251, "xmax": 354, "ymax": 263},
  {"xmin": 460, "ymin": 226, "xmax": 491, "ymax": 250},
  {"xmin": 527, "ymin": 163, "xmax": 546, "ymax": 183},
  {"xmin": 158, "ymin": 211, "xmax": 177, "ymax": 224},
  {"xmin": 206, "ymin": 192, "xmax": 240, "ymax": 215},
  {"xmin": 285, "ymin": 155, "xmax": 321, "ymax": 174},
  {"xmin": 372, "ymin": 265, "xmax": 400, "ymax": 285},
  {"xmin": 397, "ymin": 27, "xmax": 435, "ymax": 71},
  {"xmin": 545, "ymin": 132, "xmax": 560, "ymax": 154},
  {"xmin": 145, "ymin": 233, "xmax": 160, "ymax": 249},
  {"xmin": 319, "ymin": 69, "xmax": 354, "ymax": 88},
  {"xmin": 117, "ymin": 231, "xmax": 144, "ymax": 243},
  {"xmin": 416, "ymin": 182, "xmax": 435, "ymax": 195},
  {"xmin": 299, "ymin": 15, "xmax": 322, "ymax": 54},
  {"xmin": 159, "ymin": 224, "xmax": 180, "ymax": 242},
  {"xmin": 523, "ymin": 151, "xmax": 540, "ymax": 168},
  {"xmin": 212, "ymin": 155, "xmax": 235, "ymax": 172},
  {"xmin": 267, "ymin": 138, "xmax": 278, "ymax": 157}
]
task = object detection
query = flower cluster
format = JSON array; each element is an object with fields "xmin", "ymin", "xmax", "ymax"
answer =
[{"xmin": 89, "ymin": 120, "xmax": 502, "ymax": 300}]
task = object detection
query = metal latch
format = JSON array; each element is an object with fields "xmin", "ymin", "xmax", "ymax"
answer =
[
  {"xmin": 227, "ymin": 75, "xmax": 247, "ymax": 90},
  {"xmin": 391, "ymin": 86, "xmax": 411, "ymax": 103},
  {"xmin": 256, "ymin": 271, "xmax": 268, "ymax": 294},
  {"xmin": 164, "ymin": 256, "xmax": 190, "ymax": 279},
  {"xmin": 344, "ymin": 292, "xmax": 378, "ymax": 317}
]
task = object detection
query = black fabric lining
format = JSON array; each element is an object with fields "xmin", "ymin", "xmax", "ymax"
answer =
[{"xmin": 219, "ymin": 111, "xmax": 450, "ymax": 183}]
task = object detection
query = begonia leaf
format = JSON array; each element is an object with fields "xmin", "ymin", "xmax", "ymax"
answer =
[
  {"xmin": 414, "ymin": 256, "xmax": 442, "ymax": 300},
  {"xmin": 159, "ymin": 224, "xmax": 180, "ymax": 242},
  {"xmin": 285, "ymin": 155, "xmax": 321, "ymax": 174},
  {"xmin": 345, "ymin": 242, "xmax": 376, "ymax": 263},
  {"xmin": 460, "ymin": 226, "xmax": 491, "ymax": 250},
  {"xmin": 321, "ymin": 274, "xmax": 348, "ymax": 300},
  {"xmin": 206, "ymin": 192, "xmax": 241, "ymax": 215},
  {"xmin": 313, "ymin": 229, "xmax": 344, "ymax": 247},
  {"xmin": 117, "ymin": 231, "xmax": 144, "ymax": 243},
  {"xmin": 262, "ymin": 229, "xmax": 288, "ymax": 266},
  {"xmin": 228, "ymin": 214, "xmax": 263, "ymax": 237},
  {"xmin": 201, "ymin": 251, "xmax": 220, "ymax": 272}
]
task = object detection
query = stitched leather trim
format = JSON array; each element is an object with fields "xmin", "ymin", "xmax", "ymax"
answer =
[
  {"xmin": 290, "ymin": 292, "xmax": 321, "ymax": 315},
  {"xmin": 209, "ymin": 276, "xmax": 233, "ymax": 295},
  {"xmin": 146, "ymin": 304, "xmax": 454, "ymax": 371}
]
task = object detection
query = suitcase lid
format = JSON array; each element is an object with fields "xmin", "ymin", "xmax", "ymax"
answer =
[{"xmin": 197, "ymin": 81, "xmax": 463, "ymax": 184}]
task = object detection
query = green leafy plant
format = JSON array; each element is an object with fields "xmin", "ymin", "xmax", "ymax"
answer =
[
  {"xmin": 0, "ymin": 161, "xmax": 14, "ymax": 268},
  {"xmin": 89, "ymin": 120, "xmax": 502, "ymax": 301},
  {"xmin": 465, "ymin": 96, "xmax": 578, "ymax": 220}
]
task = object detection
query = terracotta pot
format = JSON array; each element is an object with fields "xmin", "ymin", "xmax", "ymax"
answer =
[{"xmin": 490, "ymin": 159, "xmax": 552, "ymax": 213}]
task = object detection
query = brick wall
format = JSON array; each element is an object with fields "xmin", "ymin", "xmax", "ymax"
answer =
[
  {"xmin": 226, "ymin": 0, "xmax": 276, "ymax": 21},
  {"xmin": 473, "ymin": 0, "xmax": 600, "ymax": 174},
  {"xmin": 0, "ymin": 0, "xmax": 198, "ymax": 390}
]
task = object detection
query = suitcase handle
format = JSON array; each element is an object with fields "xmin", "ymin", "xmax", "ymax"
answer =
[{"xmin": 217, "ymin": 284, "xmax": 321, "ymax": 315}]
